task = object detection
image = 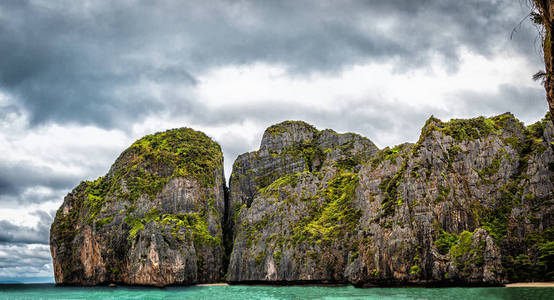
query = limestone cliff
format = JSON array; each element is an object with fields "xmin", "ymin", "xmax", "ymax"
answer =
[
  {"xmin": 50, "ymin": 114, "xmax": 554, "ymax": 287},
  {"xmin": 227, "ymin": 114, "xmax": 554, "ymax": 285},
  {"xmin": 224, "ymin": 121, "xmax": 378, "ymax": 260},
  {"xmin": 50, "ymin": 128, "xmax": 226, "ymax": 286}
]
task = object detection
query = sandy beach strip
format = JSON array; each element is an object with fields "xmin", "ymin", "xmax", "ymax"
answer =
[
  {"xmin": 505, "ymin": 282, "xmax": 554, "ymax": 287},
  {"xmin": 195, "ymin": 283, "xmax": 230, "ymax": 286}
]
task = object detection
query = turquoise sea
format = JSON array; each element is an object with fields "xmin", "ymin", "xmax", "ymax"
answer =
[{"xmin": 1, "ymin": 284, "xmax": 554, "ymax": 300}]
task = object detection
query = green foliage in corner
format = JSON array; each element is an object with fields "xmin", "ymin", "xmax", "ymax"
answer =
[{"xmin": 506, "ymin": 228, "xmax": 554, "ymax": 281}]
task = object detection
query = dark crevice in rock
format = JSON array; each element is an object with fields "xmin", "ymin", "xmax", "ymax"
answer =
[{"xmin": 222, "ymin": 181, "xmax": 232, "ymax": 275}]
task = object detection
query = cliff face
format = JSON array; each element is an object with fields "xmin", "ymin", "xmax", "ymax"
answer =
[
  {"xmin": 50, "ymin": 128, "xmax": 226, "ymax": 286},
  {"xmin": 227, "ymin": 114, "xmax": 554, "ymax": 285},
  {"xmin": 226, "ymin": 121, "xmax": 379, "ymax": 282},
  {"xmin": 50, "ymin": 113, "xmax": 554, "ymax": 287},
  {"xmin": 225, "ymin": 121, "xmax": 378, "ymax": 259},
  {"xmin": 347, "ymin": 113, "xmax": 553, "ymax": 285}
]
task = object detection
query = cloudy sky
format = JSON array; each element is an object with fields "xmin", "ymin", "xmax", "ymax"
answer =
[{"xmin": 0, "ymin": 0, "xmax": 549, "ymax": 282}]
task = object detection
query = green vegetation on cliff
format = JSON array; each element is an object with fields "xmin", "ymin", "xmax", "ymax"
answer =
[
  {"xmin": 239, "ymin": 121, "xmax": 376, "ymax": 204},
  {"xmin": 80, "ymin": 128, "xmax": 222, "ymax": 226},
  {"xmin": 121, "ymin": 127, "xmax": 223, "ymax": 189},
  {"xmin": 370, "ymin": 144, "xmax": 405, "ymax": 168},
  {"xmin": 417, "ymin": 113, "xmax": 524, "ymax": 144},
  {"xmin": 241, "ymin": 170, "xmax": 362, "ymax": 267},
  {"xmin": 434, "ymin": 230, "xmax": 459, "ymax": 255},
  {"xmin": 50, "ymin": 127, "xmax": 226, "ymax": 286},
  {"xmin": 236, "ymin": 121, "xmax": 373, "ymax": 264},
  {"xmin": 425, "ymin": 113, "xmax": 553, "ymax": 282},
  {"xmin": 265, "ymin": 120, "xmax": 318, "ymax": 137},
  {"xmin": 125, "ymin": 205, "xmax": 221, "ymax": 247},
  {"xmin": 379, "ymin": 113, "xmax": 553, "ymax": 282},
  {"xmin": 296, "ymin": 172, "xmax": 360, "ymax": 244},
  {"xmin": 53, "ymin": 114, "xmax": 553, "ymax": 286},
  {"xmin": 450, "ymin": 230, "xmax": 485, "ymax": 277},
  {"xmin": 507, "ymin": 228, "xmax": 554, "ymax": 282},
  {"xmin": 160, "ymin": 212, "xmax": 221, "ymax": 246},
  {"xmin": 438, "ymin": 117, "xmax": 499, "ymax": 141},
  {"xmin": 259, "ymin": 172, "xmax": 302, "ymax": 198}
]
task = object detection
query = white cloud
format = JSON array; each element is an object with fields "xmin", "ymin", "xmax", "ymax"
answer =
[
  {"xmin": 0, "ymin": 244, "xmax": 52, "ymax": 279},
  {"xmin": 0, "ymin": 200, "xmax": 58, "ymax": 227},
  {"xmin": 188, "ymin": 47, "xmax": 545, "ymax": 148}
]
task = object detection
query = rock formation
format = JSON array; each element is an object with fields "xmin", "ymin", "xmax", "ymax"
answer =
[
  {"xmin": 227, "ymin": 114, "xmax": 553, "ymax": 286},
  {"xmin": 51, "ymin": 113, "xmax": 554, "ymax": 287},
  {"xmin": 50, "ymin": 128, "xmax": 226, "ymax": 286},
  {"xmin": 224, "ymin": 121, "xmax": 378, "ymax": 260}
]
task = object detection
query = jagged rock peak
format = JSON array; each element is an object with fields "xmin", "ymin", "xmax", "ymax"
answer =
[
  {"xmin": 260, "ymin": 120, "xmax": 319, "ymax": 151},
  {"xmin": 229, "ymin": 120, "xmax": 379, "ymax": 207},
  {"xmin": 259, "ymin": 120, "xmax": 377, "ymax": 153},
  {"xmin": 419, "ymin": 112, "xmax": 525, "ymax": 141}
]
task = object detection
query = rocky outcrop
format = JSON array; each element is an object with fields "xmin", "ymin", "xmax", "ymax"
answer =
[
  {"xmin": 346, "ymin": 113, "xmax": 554, "ymax": 286},
  {"xmin": 50, "ymin": 128, "xmax": 226, "ymax": 286},
  {"xmin": 227, "ymin": 114, "xmax": 554, "ymax": 286},
  {"xmin": 226, "ymin": 121, "xmax": 378, "ymax": 283},
  {"xmin": 51, "ymin": 113, "xmax": 554, "ymax": 287},
  {"xmin": 224, "ymin": 121, "xmax": 378, "ymax": 258}
]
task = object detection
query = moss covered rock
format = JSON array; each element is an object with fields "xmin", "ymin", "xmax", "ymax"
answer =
[
  {"xmin": 50, "ymin": 128, "xmax": 226, "ymax": 286},
  {"xmin": 228, "ymin": 113, "xmax": 554, "ymax": 286},
  {"xmin": 51, "ymin": 113, "xmax": 554, "ymax": 287},
  {"xmin": 349, "ymin": 113, "xmax": 553, "ymax": 286},
  {"xmin": 227, "ymin": 121, "xmax": 379, "ymax": 283}
]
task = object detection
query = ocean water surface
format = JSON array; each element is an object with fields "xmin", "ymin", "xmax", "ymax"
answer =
[{"xmin": 1, "ymin": 284, "xmax": 554, "ymax": 299}]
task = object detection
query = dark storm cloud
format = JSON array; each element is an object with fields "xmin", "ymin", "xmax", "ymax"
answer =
[
  {"xmin": 0, "ymin": 0, "xmax": 540, "ymax": 128},
  {"xmin": 0, "ymin": 161, "xmax": 77, "ymax": 199},
  {"xmin": 0, "ymin": 210, "xmax": 52, "ymax": 245}
]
